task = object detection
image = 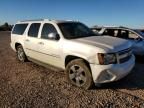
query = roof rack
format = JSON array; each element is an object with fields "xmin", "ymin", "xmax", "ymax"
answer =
[
  {"xmin": 119, "ymin": 26, "xmax": 129, "ymax": 29},
  {"xmin": 19, "ymin": 19, "xmax": 51, "ymax": 22}
]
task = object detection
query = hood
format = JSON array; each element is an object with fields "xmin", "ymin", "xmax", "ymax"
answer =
[{"xmin": 74, "ymin": 36, "xmax": 131, "ymax": 52}]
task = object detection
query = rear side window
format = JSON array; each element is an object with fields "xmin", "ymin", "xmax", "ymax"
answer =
[
  {"xmin": 12, "ymin": 24, "xmax": 28, "ymax": 35},
  {"xmin": 41, "ymin": 23, "xmax": 58, "ymax": 39},
  {"xmin": 103, "ymin": 29, "xmax": 115, "ymax": 36},
  {"xmin": 28, "ymin": 23, "xmax": 41, "ymax": 37}
]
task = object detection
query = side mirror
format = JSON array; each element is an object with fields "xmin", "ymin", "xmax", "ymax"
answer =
[
  {"xmin": 48, "ymin": 33, "xmax": 60, "ymax": 40},
  {"xmin": 135, "ymin": 37, "xmax": 142, "ymax": 42}
]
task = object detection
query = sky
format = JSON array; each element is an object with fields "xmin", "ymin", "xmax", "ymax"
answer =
[{"xmin": 0, "ymin": 0, "xmax": 144, "ymax": 28}]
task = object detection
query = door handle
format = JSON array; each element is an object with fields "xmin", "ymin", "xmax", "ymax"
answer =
[
  {"xmin": 25, "ymin": 39, "xmax": 30, "ymax": 42},
  {"xmin": 38, "ymin": 42, "xmax": 44, "ymax": 45}
]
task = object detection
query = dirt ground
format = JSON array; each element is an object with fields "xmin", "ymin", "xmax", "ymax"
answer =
[{"xmin": 0, "ymin": 31, "xmax": 144, "ymax": 108}]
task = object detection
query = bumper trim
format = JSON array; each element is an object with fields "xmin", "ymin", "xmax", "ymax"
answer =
[{"xmin": 90, "ymin": 55, "xmax": 135, "ymax": 84}]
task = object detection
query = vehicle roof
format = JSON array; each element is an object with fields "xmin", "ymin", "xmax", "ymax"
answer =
[
  {"xmin": 92, "ymin": 26, "xmax": 135, "ymax": 31},
  {"xmin": 16, "ymin": 19, "xmax": 79, "ymax": 24},
  {"xmin": 91, "ymin": 26, "xmax": 117, "ymax": 28}
]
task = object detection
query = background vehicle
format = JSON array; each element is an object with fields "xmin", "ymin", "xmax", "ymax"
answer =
[
  {"xmin": 11, "ymin": 19, "xmax": 135, "ymax": 89},
  {"xmin": 92, "ymin": 26, "xmax": 144, "ymax": 56}
]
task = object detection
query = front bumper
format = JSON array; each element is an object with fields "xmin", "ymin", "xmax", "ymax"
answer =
[{"xmin": 90, "ymin": 55, "xmax": 135, "ymax": 84}]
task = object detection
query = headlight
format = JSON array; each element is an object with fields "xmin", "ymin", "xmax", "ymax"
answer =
[{"xmin": 98, "ymin": 53, "xmax": 117, "ymax": 65}]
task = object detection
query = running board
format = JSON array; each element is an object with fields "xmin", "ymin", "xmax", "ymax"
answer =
[{"xmin": 27, "ymin": 57, "xmax": 64, "ymax": 72}]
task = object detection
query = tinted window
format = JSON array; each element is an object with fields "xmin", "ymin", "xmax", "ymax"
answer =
[
  {"xmin": 141, "ymin": 30, "xmax": 144, "ymax": 32},
  {"xmin": 116, "ymin": 29, "xmax": 131, "ymax": 39},
  {"xmin": 134, "ymin": 30, "xmax": 144, "ymax": 37},
  {"xmin": 103, "ymin": 29, "xmax": 115, "ymax": 36},
  {"xmin": 105, "ymin": 29, "xmax": 139, "ymax": 40},
  {"xmin": 129, "ymin": 31, "xmax": 139, "ymax": 39},
  {"xmin": 41, "ymin": 23, "xmax": 58, "ymax": 39},
  {"xmin": 12, "ymin": 24, "xmax": 28, "ymax": 35},
  {"xmin": 28, "ymin": 23, "xmax": 40, "ymax": 37}
]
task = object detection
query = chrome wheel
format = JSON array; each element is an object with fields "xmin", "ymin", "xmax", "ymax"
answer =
[
  {"xmin": 17, "ymin": 47, "xmax": 25, "ymax": 61},
  {"xmin": 66, "ymin": 59, "xmax": 93, "ymax": 89},
  {"xmin": 69, "ymin": 65, "xmax": 87, "ymax": 87}
]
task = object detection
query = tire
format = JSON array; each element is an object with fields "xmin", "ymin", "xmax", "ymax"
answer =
[
  {"xmin": 66, "ymin": 59, "xmax": 93, "ymax": 90},
  {"xmin": 16, "ymin": 45, "xmax": 27, "ymax": 62}
]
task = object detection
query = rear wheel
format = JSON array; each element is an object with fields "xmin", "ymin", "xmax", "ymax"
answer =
[
  {"xmin": 16, "ymin": 45, "xmax": 27, "ymax": 62},
  {"xmin": 66, "ymin": 59, "xmax": 93, "ymax": 90}
]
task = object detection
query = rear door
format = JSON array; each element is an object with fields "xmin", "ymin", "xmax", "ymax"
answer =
[{"xmin": 24, "ymin": 23, "xmax": 41, "ymax": 59}]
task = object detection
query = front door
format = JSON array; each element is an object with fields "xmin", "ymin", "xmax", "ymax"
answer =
[
  {"xmin": 128, "ymin": 31, "xmax": 144, "ymax": 55},
  {"xmin": 37, "ymin": 23, "xmax": 62, "ymax": 68}
]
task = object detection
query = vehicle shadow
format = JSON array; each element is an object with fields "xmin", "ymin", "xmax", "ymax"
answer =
[
  {"xmin": 93, "ymin": 58, "xmax": 144, "ymax": 90},
  {"xmin": 135, "ymin": 55, "xmax": 144, "ymax": 64}
]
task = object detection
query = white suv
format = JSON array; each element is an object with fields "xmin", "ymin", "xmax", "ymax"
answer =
[{"xmin": 11, "ymin": 19, "xmax": 135, "ymax": 89}]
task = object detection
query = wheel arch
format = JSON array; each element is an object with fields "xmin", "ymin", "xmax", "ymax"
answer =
[
  {"xmin": 15, "ymin": 42, "xmax": 22, "ymax": 50},
  {"xmin": 65, "ymin": 55, "xmax": 91, "ymax": 71}
]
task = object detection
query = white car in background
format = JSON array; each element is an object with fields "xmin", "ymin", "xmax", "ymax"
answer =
[
  {"xmin": 11, "ymin": 19, "xmax": 135, "ymax": 89},
  {"xmin": 92, "ymin": 26, "xmax": 144, "ymax": 56}
]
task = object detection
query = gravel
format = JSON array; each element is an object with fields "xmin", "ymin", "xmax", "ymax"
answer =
[{"xmin": 0, "ymin": 31, "xmax": 144, "ymax": 108}]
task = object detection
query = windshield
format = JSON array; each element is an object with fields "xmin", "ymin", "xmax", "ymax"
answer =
[
  {"xmin": 139, "ymin": 30, "xmax": 144, "ymax": 36},
  {"xmin": 134, "ymin": 29, "xmax": 144, "ymax": 37},
  {"xmin": 58, "ymin": 22, "xmax": 97, "ymax": 39}
]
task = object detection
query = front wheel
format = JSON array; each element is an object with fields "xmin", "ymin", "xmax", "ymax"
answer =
[{"xmin": 66, "ymin": 59, "xmax": 93, "ymax": 90}]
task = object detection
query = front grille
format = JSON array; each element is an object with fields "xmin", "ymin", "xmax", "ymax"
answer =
[
  {"xmin": 118, "ymin": 48, "xmax": 131, "ymax": 56},
  {"xmin": 117, "ymin": 48, "xmax": 132, "ymax": 64},
  {"xmin": 119, "ymin": 55, "xmax": 132, "ymax": 63}
]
